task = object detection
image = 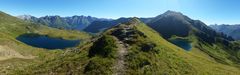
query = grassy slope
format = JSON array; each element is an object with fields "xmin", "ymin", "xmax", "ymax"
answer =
[
  {"xmin": 133, "ymin": 23, "xmax": 240, "ymax": 75},
  {"xmin": 0, "ymin": 11, "xmax": 91, "ymax": 74},
  {"xmin": 16, "ymin": 19, "xmax": 240, "ymax": 75},
  {"xmin": 13, "ymin": 31, "xmax": 118, "ymax": 75}
]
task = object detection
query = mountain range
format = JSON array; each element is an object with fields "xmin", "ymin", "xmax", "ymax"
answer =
[
  {"xmin": 0, "ymin": 10, "xmax": 240, "ymax": 74},
  {"xmin": 83, "ymin": 18, "xmax": 152, "ymax": 33},
  {"xmin": 17, "ymin": 15, "xmax": 153, "ymax": 33},
  {"xmin": 210, "ymin": 24, "xmax": 240, "ymax": 40},
  {"xmin": 16, "ymin": 16, "xmax": 240, "ymax": 75},
  {"xmin": 17, "ymin": 13, "xmax": 240, "ymax": 42},
  {"xmin": 17, "ymin": 15, "xmax": 111, "ymax": 30}
]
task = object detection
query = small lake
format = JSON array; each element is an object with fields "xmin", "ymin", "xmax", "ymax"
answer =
[
  {"xmin": 16, "ymin": 34, "xmax": 80, "ymax": 49},
  {"xmin": 170, "ymin": 39, "xmax": 192, "ymax": 51}
]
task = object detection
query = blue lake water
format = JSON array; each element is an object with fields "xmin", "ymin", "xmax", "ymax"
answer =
[
  {"xmin": 170, "ymin": 39, "xmax": 192, "ymax": 51},
  {"xmin": 17, "ymin": 34, "xmax": 80, "ymax": 49}
]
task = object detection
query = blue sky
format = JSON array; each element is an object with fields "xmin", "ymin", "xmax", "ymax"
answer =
[{"xmin": 0, "ymin": 0, "xmax": 240, "ymax": 24}]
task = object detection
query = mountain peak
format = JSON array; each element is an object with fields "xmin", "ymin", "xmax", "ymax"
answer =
[
  {"xmin": 128, "ymin": 17, "xmax": 141, "ymax": 24},
  {"xmin": 163, "ymin": 10, "xmax": 183, "ymax": 15},
  {"xmin": 150, "ymin": 10, "xmax": 186, "ymax": 23},
  {"xmin": 165, "ymin": 10, "xmax": 176, "ymax": 13},
  {"xmin": 17, "ymin": 15, "xmax": 35, "ymax": 20}
]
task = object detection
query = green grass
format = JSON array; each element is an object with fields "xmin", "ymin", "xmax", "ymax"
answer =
[
  {"xmin": 7, "ymin": 18, "xmax": 240, "ymax": 75},
  {"xmin": 126, "ymin": 22, "xmax": 240, "ymax": 74},
  {"xmin": 84, "ymin": 34, "xmax": 117, "ymax": 74},
  {"xmin": 13, "ymin": 34, "xmax": 118, "ymax": 75},
  {"xmin": 0, "ymin": 11, "xmax": 92, "ymax": 74},
  {"xmin": 88, "ymin": 35, "xmax": 117, "ymax": 58}
]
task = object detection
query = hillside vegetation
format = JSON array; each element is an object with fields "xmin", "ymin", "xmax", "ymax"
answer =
[
  {"xmin": 14, "ymin": 18, "xmax": 240, "ymax": 75},
  {"xmin": 147, "ymin": 11, "xmax": 240, "ymax": 66},
  {"xmin": 0, "ymin": 11, "xmax": 91, "ymax": 74}
]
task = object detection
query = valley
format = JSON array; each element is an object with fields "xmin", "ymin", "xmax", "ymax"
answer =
[
  {"xmin": 8, "ymin": 16, "xmax": 240, "ymax": 75},
  {"xmin": 0, "ymin": 9, "xmax": 239, "ymax": 75},
  {"xmin": 0, "ymin": 11, "xmax": 91, "ymax": 74}
]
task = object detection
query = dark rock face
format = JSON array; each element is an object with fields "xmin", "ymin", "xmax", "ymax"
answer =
[
  {"xmin": 141, "ymin": 43, "xmax": 156, "ymax": 52},
  {"xmin": 111, "ymin": 24, "xmax": 147, "ymax": 44}
]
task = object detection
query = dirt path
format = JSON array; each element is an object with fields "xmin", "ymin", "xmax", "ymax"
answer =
[{"xmin": 113, "ymin": 37, "xmax": 128, "ymax": 75}]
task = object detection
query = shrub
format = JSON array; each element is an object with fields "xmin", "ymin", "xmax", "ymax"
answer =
[{"xmin": 88, "ymin": 35, "xmax": 117, "ymax": 58}]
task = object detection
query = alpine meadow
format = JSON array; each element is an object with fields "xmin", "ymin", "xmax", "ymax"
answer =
[{"xmin": 0, "ymin": 0, "xmax": 240, "ymax": 75}]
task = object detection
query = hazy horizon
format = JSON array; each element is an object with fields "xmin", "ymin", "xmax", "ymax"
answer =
[{"xmin": 1, "ymin": 0, "xmax": 240, "ymax": 25}]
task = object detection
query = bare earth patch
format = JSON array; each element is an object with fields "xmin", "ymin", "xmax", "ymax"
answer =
[
  {"xmin": 0, "ymin": 45, "xmax": 34, "ymax": 61},
  {"xmin": 113, "ymin": 37, "xmax": 128, "ymax": 75}
]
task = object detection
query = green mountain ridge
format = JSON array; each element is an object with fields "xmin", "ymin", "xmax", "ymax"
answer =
[
  {"xmin": 83, "ymin": 17, "xmax": 152, "ymax": 33},
  {"xmin": 148, "ymin": 11, "xmax": 240, "ymax": 66},
  {"xmin": 14, "ymin": 18, "xmax": 240, "ymax": 75},
  {"xmin": 148, "ymin": 11, "xmax": 233, "ymax": 41},
  {"xmin": 0, "ymin": 11, "xmax": 91, "ymax": 74},
  {"xmin": 0, "ymin": 10, "xmax": 240, "ymax": 75}
]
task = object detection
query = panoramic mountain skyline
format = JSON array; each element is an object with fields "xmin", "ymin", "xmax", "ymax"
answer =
[
  {"xmin": 1, "ymin": 0, "xmax": 240, "ymax": 75},
  {"xmin": 0, "ymin": 0, "xmax": 240, "ymax": 24}
]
